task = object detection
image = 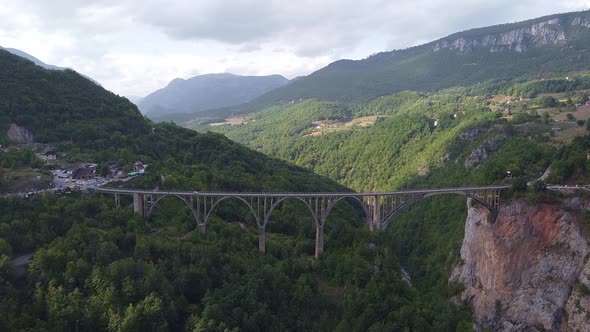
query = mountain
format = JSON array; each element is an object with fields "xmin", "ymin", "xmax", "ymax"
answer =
[
  {"xmin": 2, "ymin": 47, "xmax": 64, "ymax": 70},
  {"xmin": 196, "ymin": 9, "xmax": 590, "ymax": 118},
  {"xmin": 138, "ymin": 73, "xmax": 289, "ymax": 120},
  {"xmin": 1, "ymin": 46, "xmax": 100, "ymax": 85},
  {"xmin": 0, "ymin": 49, "xmax": 148, "ymax": 147}
]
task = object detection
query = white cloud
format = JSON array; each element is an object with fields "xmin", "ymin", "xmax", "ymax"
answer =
[{"xmin": 0, "ymin": 0, "xmax": 588, "ymax": 96}]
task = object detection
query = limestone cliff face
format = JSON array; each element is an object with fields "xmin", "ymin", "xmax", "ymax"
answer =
[
  {"xmin": 450, "ymin": 198, "xmax": 590, "ymax": 331},
  {"xmin": 434, "ymin": 14, "xmax": 590, "ymax": 53},
  {"xmin": 7, "ymin": 123, "xmax": 34, "ymax": 144}
]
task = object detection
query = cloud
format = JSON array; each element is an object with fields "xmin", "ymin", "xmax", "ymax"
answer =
[{"xmin": 0, "ymin": 0, "xmax": 589, "ymax": 96}]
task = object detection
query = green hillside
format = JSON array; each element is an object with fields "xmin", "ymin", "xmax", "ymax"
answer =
[
  {"xmin": 0, "ymin": 50, "xmax": 149, "ymax": 147},
  {"xmin": 191, "ymin": 80, "xmax": 585, "ymax": 191}
]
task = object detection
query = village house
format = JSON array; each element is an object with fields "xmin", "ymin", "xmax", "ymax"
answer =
[
  {"xmin": 134, "ymin": 161, "xmax": 146, "ymax": 174},
  {"xmin": 41, "ymin": 150, "xmax": 57, "ymax": 161},
  {"xmin": 72, "ymin": 167, "xmax": 94, "ymax": 180}
]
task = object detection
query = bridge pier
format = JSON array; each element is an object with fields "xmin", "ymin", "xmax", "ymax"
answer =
[
  {"xmin": 315, "ymin": 224, "xmax": 324, "ymax": 258},
  {"xmin": 370, "ymin": 195, "xmax": 381, "ymax": 231},
  {"xmin": 133, "ymin": 193, "xmax": 144, "ymax": 216},
  {"xmin": 259, "ymin": 226, "xmax": 266, "ymax": 253}
]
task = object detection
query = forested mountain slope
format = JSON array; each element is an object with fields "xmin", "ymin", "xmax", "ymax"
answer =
[
  {"xmin": 258, "ymin": 10, "xmax": 590, "ymax": 103},
  {"xmin": 192, "ymin": 81, "xmax": 583, "ymax": 191},
  {"xmin": 0, "ymin": 49, "xmax": 146, "ymax": 146}
]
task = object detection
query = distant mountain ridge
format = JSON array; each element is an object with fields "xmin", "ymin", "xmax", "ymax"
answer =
[
  {"xmin": 138, "ymin": 73, "xmax": 289, "ymax": 120},
  {"xmin": 223, "ymin": 9, "xmax": 590, "ymax": 109}
]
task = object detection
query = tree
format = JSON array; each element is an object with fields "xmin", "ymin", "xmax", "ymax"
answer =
[
  {"xmin": 566, "ymin": 113, "xmax": 575, "ymax": 121},
  {"xmin": 532, "ymin": 180, "xmax": 546, "ymax": 192},
  {"xmin": 99, "ymin": 164, "xmax": 110, "ymax": 177},
  {"xmin": 511, "ymin": 178, "xmax": 527, "ymax": 192},
  {"xmin": 538, "ymin": 95, "xmax": 557, "ymax": 108},
  {"xmin": 577, "ymin": 120, "xmax": 585, "ymax": 127}
]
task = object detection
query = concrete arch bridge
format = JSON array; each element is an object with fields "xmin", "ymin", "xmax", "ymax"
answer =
[{"xmin": 97, "ymin": 185, "xmax": 508, "ymax": 258}]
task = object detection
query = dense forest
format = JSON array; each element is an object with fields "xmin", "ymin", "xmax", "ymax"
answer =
[{"xmin": 191, "ymin": 85, "xmax": 574, "ymax": 192}]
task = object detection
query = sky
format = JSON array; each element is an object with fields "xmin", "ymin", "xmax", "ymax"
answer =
[{"xmin": 0, "ymin": 0, "xmax": 589, "ymax": 98}]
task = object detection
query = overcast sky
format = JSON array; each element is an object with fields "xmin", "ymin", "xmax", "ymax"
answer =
[{"xmin": 0, "ymin": 0, "xmax": 589, "ymax": 97}]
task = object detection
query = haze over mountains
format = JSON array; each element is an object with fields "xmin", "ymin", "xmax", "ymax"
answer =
[{"xmin": 138, "ymin": 73, "xmax": 289, "ymax": 120}]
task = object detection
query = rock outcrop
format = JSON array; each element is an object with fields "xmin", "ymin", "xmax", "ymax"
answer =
[
  {"xmin": 434, "ymin": 14, "xmax": 590, "ymax": 54},
  {"xmin": 450, "ymin": 198, "xmax": 590, "ymax": 331},
  {"xmin": 464, "ymin": 134, "xmax": 507, "ymax": 169},
  {"xmin": 7, "ymin": 123, "xmax": 34, "ymax": 144}
]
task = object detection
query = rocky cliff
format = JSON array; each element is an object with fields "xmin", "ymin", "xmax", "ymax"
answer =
[
  {"xmin": 434, "ymin": 13, "xmax": 590, "ymax": 54},
  {"xmin": 7, "ymin": 123, "xmax": 34, "ymax": 144},
  {"xmin": 450, "ymin": 197, "xmax": 590, "ymax": 331}
]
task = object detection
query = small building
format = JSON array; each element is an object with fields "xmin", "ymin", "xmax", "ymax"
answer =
[
  {"xmin": 41, "ymin": 150, "xmax": 57, "ymax": 161},
  {"xmin": 587, "ymin": 151, "xmax": 590, "ymax": 160},
  {"xmin": 551, "ymin": 127, "xmax": 561, "ymax": 132},
  {"xmin": 72, "ymin": 167, "xmax": 94, "ymax": 180},
  {"xmin": 38, "ymin": 148, "xmax": 57, "ymax": 161},
  {"xmin": 134, "ymin": 161, "xmax": 146, "ymax": 174},
  {"xmin": 586, "ymin": 101, "xmax": 590, "ymax": 106}
]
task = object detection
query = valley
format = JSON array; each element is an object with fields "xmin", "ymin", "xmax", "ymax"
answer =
[{"xmin": 2, "ymin": 8, "xmax": 590, "ymax": 332}]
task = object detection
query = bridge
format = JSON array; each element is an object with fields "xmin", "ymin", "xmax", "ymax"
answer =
[{"xmin": 97, "ymin": 185, "xmax": 509, "ymax": 257}]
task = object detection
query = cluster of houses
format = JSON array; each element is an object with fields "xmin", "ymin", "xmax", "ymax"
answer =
[
  {"xmin": 104, "ymin": 161, "xmax": 147, "ymax": 179},
  {"xmin": 70, "ymin": 161, "xmax": 147, "ymax": 180}
]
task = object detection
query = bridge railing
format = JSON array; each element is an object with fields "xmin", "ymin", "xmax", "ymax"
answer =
[{"xmin": 95, "ymin": 185, "xmax": 510, "ymax": 197}]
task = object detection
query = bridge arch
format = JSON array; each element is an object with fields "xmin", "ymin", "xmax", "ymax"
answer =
[
  {"xmin": 203, "ymin": 196, "xmax": 263, "ymax": 227},
  {"xmin": 380, "ymin": 191, "xmax": 495, "ymax": 229},
  {"xmin": 146, "ymin": 194, "xmax": 193, "ymax": 219},
  {"xmin": 263, "ymin": 196, "xmax": 318, "ymax": 226},
  {"xmin": 329, "ymin": 195, "xmax": 372, "ymax": 222}
]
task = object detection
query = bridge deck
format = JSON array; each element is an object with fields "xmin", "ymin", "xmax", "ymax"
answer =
[{"xmin": 96, "ymin": 185, "xmax": 510, "ymax": 197}]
